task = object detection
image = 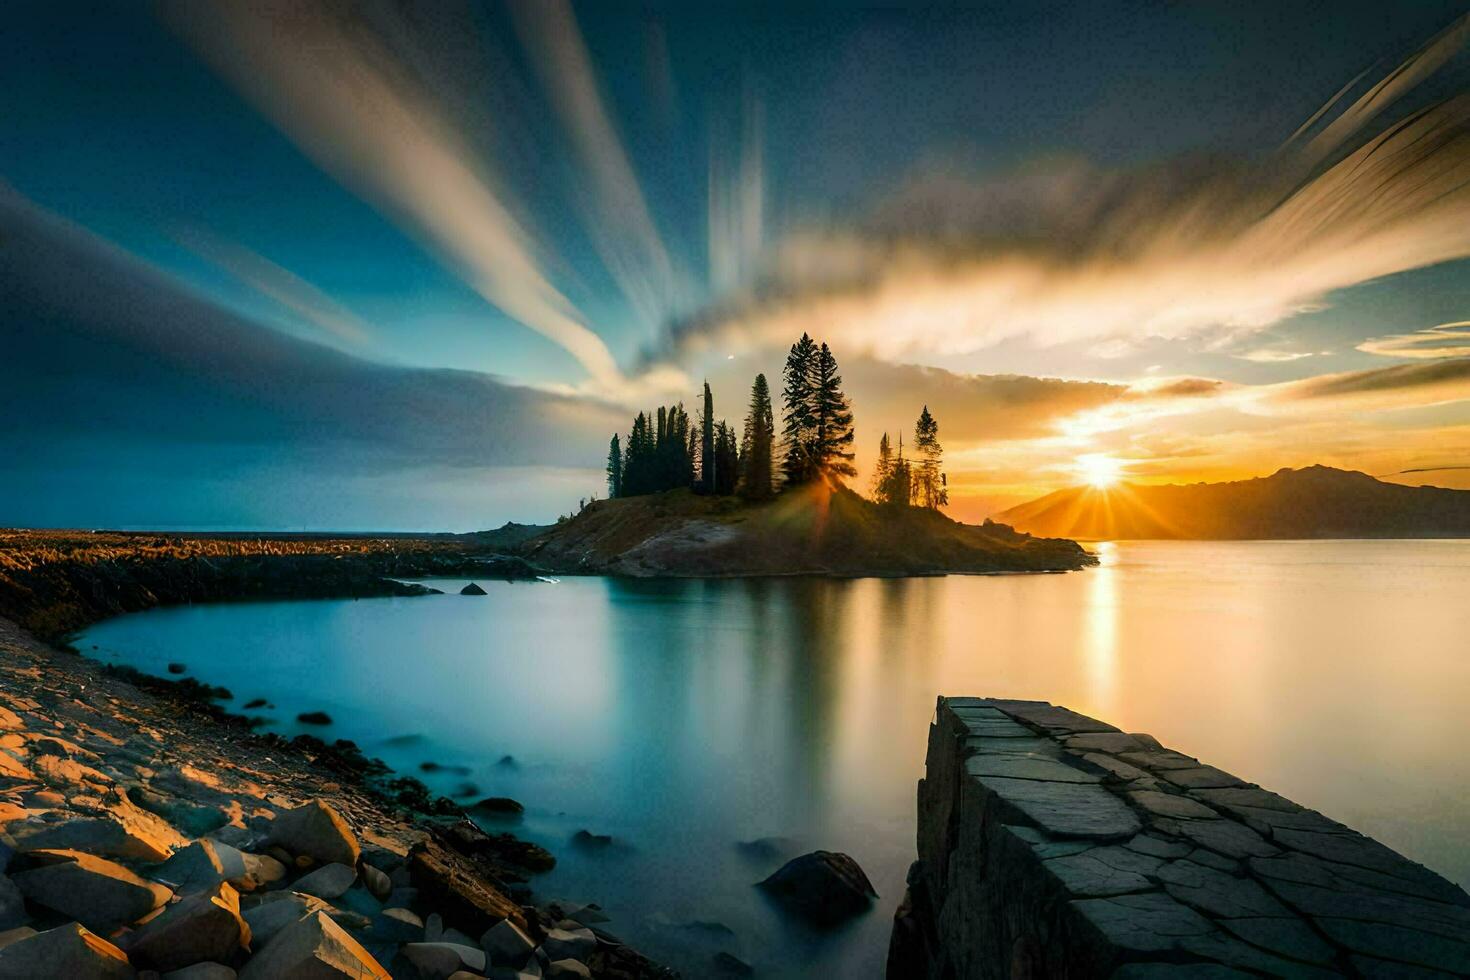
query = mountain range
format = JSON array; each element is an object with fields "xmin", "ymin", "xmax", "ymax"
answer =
[{"xmin": 994, "ymin": 466, "xmax": 1470, "ymax": 540}]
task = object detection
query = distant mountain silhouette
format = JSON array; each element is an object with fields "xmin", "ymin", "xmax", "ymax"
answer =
[{"xmin": 994, "ymin": 466, "xmax": 1470, "ymax": 540}]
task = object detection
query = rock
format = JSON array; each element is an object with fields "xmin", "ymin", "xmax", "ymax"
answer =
[
  {"xmin": 481, "ymin": 919, "xmax": 535, "ymax": 967},
  {"xmin": 241, "ymin": 891, "xmax": 331, "ymax": 947},
  {"xmin": 470, "ymin": 797, "xmax": 525, "ymax": 817},
  {"xmin": 541, "ymin": 926, "xmax": 596, "ymax": 961},
  {"xmin": 294, "ymin": 862, "xmax": 357, "ymax": 900},
  {"xmin": 0, "ymin": 926, "xmax": 37, "ymax": 951},
  {"xmin": 360, "ymin": 862, "xmax": 391, "ymax": 900},
  {"xmin": 167, "ymin": 663, "xmax": 187, "ymax": 674},
  {"xmin": 407, "ymin": 837, "xmax": 524, "ymax": 937},
  {"xmin": 425, "ymin": 911, "xmax": 444, "ymax": 941},
  {"xmin": 570, "ymin": 830, "xmax": 612, "ymax": 848},
  {"xmin": 238, "ymin": 910, "xmax": 388, "ymax": 979},
  {"xmin": 712, "ymin": 950, "xmax": 755, "ymax": 975},
  {"xmin": 161, "ymin": 964, "xmax": 237, "ymax": 980},
  {"xmin": 0, "ymin": 876, "xmax": 26, "ymax": 931},
  {"xmin": 9, "ymin": 789, "xmax": 187, "ymax": 862},
  {"xmin": 155, "ymin": 839, "xmax": 246, "ymax": 891},
  {"xmin": 0, "ymin": 922, "xmax": 134, "ymax": 979},
  {"xmin": 460, "ymin": 583, "xmax": 488, "ymax": 595},
  {"xmin": 757, "ymin": 850, "xmax": 878, "ymax": 926},
  {"xmin": 496, "ymin": 755, "xmax": 518, "ymax": 769},
  {"xmin": 269, "ymin": 800, "xmax": 360, "ymax": 867},
  {"xmin": 124, "ymin": 881, "xmax": 251, "ymax": 972},
  {"xmin": 545, "ymin": 959, "xmax": 592, "ymax": 979},
  {"xmin": 11, "ymin": 848, "xmax": 172, "ymax": 933},
  {"xmin": 296, "ymin": 711, "xmax": 333, "ymax": 725},
  {"xmin": 402, "ymin": 941, "xmax": 487, "ymax": 978}
]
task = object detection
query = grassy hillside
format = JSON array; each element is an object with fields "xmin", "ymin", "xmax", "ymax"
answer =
[
  {"xmin": 996, "ymin": 465, "xmax": 1470, "ymax": 540},
  {"xmin": 520, "ymin": 482, "xmax": 1095, "ymax": 577}
]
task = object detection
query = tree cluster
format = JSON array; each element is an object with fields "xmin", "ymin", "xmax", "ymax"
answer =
[
  {"xmin": 604, "ymin": 333, "xmax": 944, "ymax": 510},
  {"xmin": 871, "ymin": 405, "xmax": 948, "ymax": 509}
]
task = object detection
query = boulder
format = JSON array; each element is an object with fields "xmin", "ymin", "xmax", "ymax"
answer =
[
  {"xmin": 402, "ymin": 941, "xmax": 487, "ymax": 978},
  {"xmin": 0, "ymin": 875, "xmax": 26, "ymax": 931},
  {"xmin": 0, "ymin": 926, "xmax": 37, "ymax": 951},
  {"xmin": 757, "ymin": 850, "xmax": 878, "ymax": 926},
  {"xmin": 296, "ymin": 711, "xmax": 333, "ymax": 725},
  {"xmin": 293, "ymin": 862, "xmax": 357, "ymax": 900},
  {"xmin": 154, "ymin": 839, "xmax": 247, "ymax": 891},
  {"xmin": 241, "ymin": 891, "xmax": 331, "ymax": 947},
  {"xmin": 161, "ymin": 964, "xmax": 237, "ymax": 980},
  {"xmin": 481, "ymin": 918, "xmax": 535, "ymax": 967},
  {"xmin": 124, "ymin": 881, "xmax": 251, "ymax": 972},
  {"xmin": 238, "ymin": 910, "xmax": 388, "ymax": 979},
  {"xmin": 9, "ymin": 789, "xmax": 186, "ymax": 862},
  {"xmin": 360, "ymin": 862, "xmax": 391, "ymax": 900},
  {"xmin": 460, "ymin": 583, "xmax": 488, "ymax": 595},
  {"xmin": 11, "ymin": 849, "xmax": 172, "ymax": 933},
  {"xmin": 0, "ymin": 922, "xmax": 134, "ymax": 979},
  {"xmin": 546, "ymin": 959, "xmax": 592, "ymax": 979},
  {"xmin": 541, "ymin": 926, "xmax": 596, "ymax": 962},
  {"xmin": 269, "ymin": 800, "xmax": 360, "ymax": 867},
  {"xmin": 408, "ymin": 837, "xmax": 524, "ymax": 937},
  {"xmin": 470, "ymin": 797, "xmax": 524, "ymax": 817}
]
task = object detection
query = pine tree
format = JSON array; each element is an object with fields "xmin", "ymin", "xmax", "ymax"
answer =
[
  {"xmin": 913, "ymin": 406, "xmax": 947, "ymax": 509},
  {"xmin": 607, "ymin": 434, "xmax": 622, "ymax": 499},
  {"xmin": 880, "ymin": 433, "xmax": 913, "ymax": 507},
  {"xmin": 715, "ymin": 421, "xmax": 739, "ymax": 495},
  {"xmin": 739, "ymin": 373, "xmax": 775, "ymax": 500},
  {"xmin": 700, "ymin": 381, "xmax": 716, "ymax": 494},
  {"xmin": 812, "ymin": 342, "xmax": 856, "ymax": 479},
  {"xmin": 871, "ymin": 432, "xmax": 893, "ymax": 501},
  {"xmin": 780, "ymin": 333, "xmax": 819, "ymax": 485}
]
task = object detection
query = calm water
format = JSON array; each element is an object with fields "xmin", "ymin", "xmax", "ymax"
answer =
[{"xmin": 80, "ymin": 541, "xmax": 1470, "ymax": 977}]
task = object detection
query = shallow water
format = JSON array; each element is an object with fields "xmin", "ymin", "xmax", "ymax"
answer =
[{"xmin": 80, "ymin": 540, "xmax": 1470, "ymax": 976}]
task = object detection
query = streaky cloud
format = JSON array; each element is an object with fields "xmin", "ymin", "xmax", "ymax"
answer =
[
  {"xmin": 656, "ymin": 14, "xmax": 1470, "ymax": 370},
  {"xmin": 165, "ymin": 0, "xmax": 623, "ymax": 385},
  {"xmin": 1357, "ymin": 321, "xmax": 1470, "ymax": 359}
]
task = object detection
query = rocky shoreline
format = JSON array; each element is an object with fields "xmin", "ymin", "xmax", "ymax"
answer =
[{"xmin": 0, "ymin": 615, "xmax": 674, "ymax": 978}]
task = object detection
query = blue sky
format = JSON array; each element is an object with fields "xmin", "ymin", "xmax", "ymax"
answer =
[{"xmin": 4, "ymin": 2, "xmax": 1470, "ymax": 527}]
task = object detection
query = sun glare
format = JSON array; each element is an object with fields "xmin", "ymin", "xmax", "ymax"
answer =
[{"xmin": 1076, "ymin": 453, "xmax": 1124, "ymax": 489}]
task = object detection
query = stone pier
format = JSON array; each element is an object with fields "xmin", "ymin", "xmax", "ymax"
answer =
[{"xmin": 887, "ymin": 697, "xmax": 1470, "ymax": 978}]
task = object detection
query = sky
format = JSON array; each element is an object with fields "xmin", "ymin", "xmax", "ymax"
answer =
[{"xmin": 3, "ymin": 1, "xmax": 1470, "ymax": 529}]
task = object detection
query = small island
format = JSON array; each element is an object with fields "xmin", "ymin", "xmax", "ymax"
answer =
[{"xmin": 524, "ymin": 332, "xmax": 1094, "ymax": 577}]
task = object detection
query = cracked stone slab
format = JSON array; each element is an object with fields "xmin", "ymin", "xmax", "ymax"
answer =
[
  {"xmin": 1044, "ymin": 845, "xmax": 1163, "ymax": 897},
  {"xmin": 966, "ymin": 754, "xmax": 1101, "ymax": 784},
  {"xmin": 1070, "ymin": 892, "xmax": 1218, "ymax": 953},
  {"xmin": 1159, "ymin": 766, "xmax": 1245, "ymax": 790},
  {"xmin": 1127, "ymin": 790, "xmax": 1220, "ymax": 820},
  {"xmin": 978, "ymin": 777, "xmax": 1143, "ymax": 840},
  {"xmin": 1157, "ymin": 860, "xmax": 1291, "ymax": 918}
]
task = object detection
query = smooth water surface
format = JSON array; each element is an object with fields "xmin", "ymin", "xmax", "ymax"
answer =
[{"xmin": 80, "ymin": 541, "xmax": 1470, "ymax": 976}]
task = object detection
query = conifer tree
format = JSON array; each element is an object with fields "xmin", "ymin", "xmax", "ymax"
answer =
[
  {"xmin": 607, "ymin": 434, "xmax": 622, "ymax": 499},
  {"xmin": 739, "ymin": 373, "xmax": 775, "ymax": 500},
  {"xmin": 700, "ymin": 381, "xmax": 717, "ymax": 494},
  {"xmin": 871, "ymin": 432, "xmax": 893, "ymax": 501},
  {"xmin": 913, "ymin": 406, "xmax": 947, "ymax": 509},
  {"xmin": 714, "ymin": 421, "xmax": 739, "ymax": 495},
  {"xmin": 812, "ymin": 342, "xmax": 856, "ymax": 479},
  {"xmin": 780, "ymin": 333, "xmax": 819, "ymax": 485}
]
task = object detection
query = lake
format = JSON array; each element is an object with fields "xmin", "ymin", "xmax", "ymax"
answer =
[{"xmin": 78, "ymin": 540, "xmax": 1470, "ymax": 977}]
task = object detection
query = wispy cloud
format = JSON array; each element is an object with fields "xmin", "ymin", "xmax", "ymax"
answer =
[
  {"xmin": 177, "ymin": 229, "xmax": 374, "ymax": 347},
  {"xmin": 166, "ymin": 0, "xmax": 623, "ymax": 385},
  {"xmin": 660, "ymin": 14, "xmax": 1470, "ymax": 369},
  {"xmin": 1357, "ymin": 321, "xmax": 1470, "ymax": 359},
  {"xmin": 707, "ymin": 90, "xmax": 765, "ymax": 296},
  {"xmin": 1234, "ymin": 349, "xmax": 1316, "ymax": 363},
  {"xmin": 509, "ymin": 0, "xmax": 685, "ymax": 326}
]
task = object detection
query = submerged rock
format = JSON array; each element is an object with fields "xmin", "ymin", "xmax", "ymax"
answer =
[
  {"xmin": 167, "ymin": 662, "xmax": 187, "ymax": 674},
  {"xmin": 460, "ymin": 583, "xmax": 488, "ymax": 596},
  {"xmin": 757, "ymin": 850, "xmax": 877, "ymax": 927},
  {"xmin": 471, "ymin": 797, "xmax": 524, "ymax": 816},
  {"xmin": 296, "ymin": 711, "xmax": 333, "ymax": 726}
]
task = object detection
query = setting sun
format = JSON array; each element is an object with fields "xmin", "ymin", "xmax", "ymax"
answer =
[{"xmin": 1076, "ymin": 453, "xmax": 1124, "ymax": 488}]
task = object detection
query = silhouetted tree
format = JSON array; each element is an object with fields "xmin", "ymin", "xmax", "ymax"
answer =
[
  {"xmin": 781, "ymin": 333, "xmax": 819, "ymax": 485},
  {"xmin": 871, "ymin": 432, "xmax": 893, "ymax": 501},
  {"xmin": 715, "ymin": 421, "xmax": 739, "ymax": 495},
  {"xmin": 812, "ymin": 343, "xmax": 856, "ymax": 479},
  {"xmin": 607, "ymin": 434, "xmax": 623, "ymax": 498},
  {"xmin": 913, "ymin": 406, "xmax": 948, "ymax": 509},
  {"xmin": 878, "ymin": 434, "xmax": 914, "ymax": 507},
  {"xmin": 739, "ymin": 373, "xmax": 775, "ymax": 500},
  {"xmin": 700, "ymin": 381, "xmax": 717, "ymax": 494},
  {"xmin": 616, "ymin": 404, "xmax": 694, "ymax": 497}
]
